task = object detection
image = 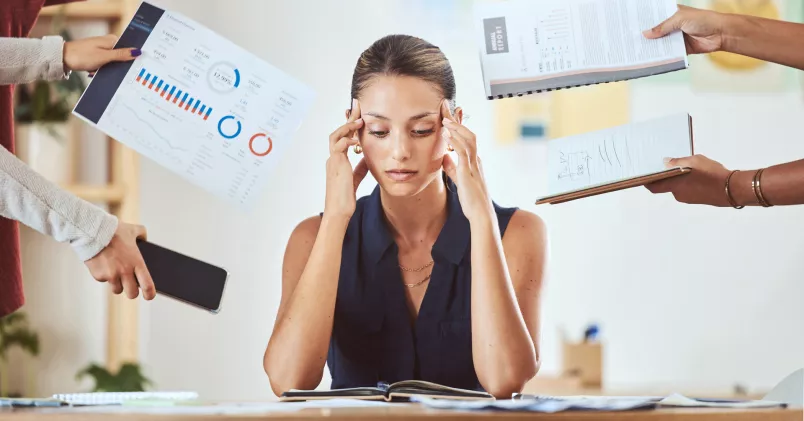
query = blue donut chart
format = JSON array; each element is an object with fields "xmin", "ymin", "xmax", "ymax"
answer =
[
  {"xmin": 233, "ymin": 69, "xmax": 241, "ymax": 88},
  {"xmin": 217, "ymin": 115, "xmax": 242, "ymax": 139}
]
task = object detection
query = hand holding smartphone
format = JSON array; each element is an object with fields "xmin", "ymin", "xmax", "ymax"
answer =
[{"xmin": 136, "ymin": 240, "xmax": 229, "ymax": 313}]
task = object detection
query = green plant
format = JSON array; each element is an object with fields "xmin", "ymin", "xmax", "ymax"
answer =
[
  {"xmin": 76, "ymin": 362, "xmax": 153, "ymax": 392},
  {"xmin": 0, "ymin": 312, "xmax": 40, "ymax": 397},
  {"xmin": 14, "ymin": 29, "xmax": 86, "ymax": 124}
]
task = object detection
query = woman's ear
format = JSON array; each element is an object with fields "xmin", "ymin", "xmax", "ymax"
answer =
[
  {"xmin": 453, "ymin": 107, "xmax": 464, "ymax": 124},
  {"xmin": 345, "ymin": 109, "xmax": 351, "ymax": 120}
]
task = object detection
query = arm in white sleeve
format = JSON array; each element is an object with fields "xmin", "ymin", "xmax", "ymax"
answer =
[
  {"xmin": 0, "ymin": 145, "xmax": 117, "ymax": 261},
  {"xmin": 0, "ymin": 36, "xmax": 70, "ymax": 85}
]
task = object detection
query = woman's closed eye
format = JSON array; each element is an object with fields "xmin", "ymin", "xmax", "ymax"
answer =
[{"xmin": 367, "ymin": 128, "xmax": 436, "ymax": 139}]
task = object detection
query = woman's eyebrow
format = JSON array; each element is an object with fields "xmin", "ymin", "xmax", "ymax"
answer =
[{"xmin": 363, "ymin": 112, "xmax": 438, "ymax": 121}]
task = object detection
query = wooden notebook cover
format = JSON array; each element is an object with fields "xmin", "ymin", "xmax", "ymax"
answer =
[{"xmin": 535, "ymin": 167, "xmax": 691, "ymax": 205}]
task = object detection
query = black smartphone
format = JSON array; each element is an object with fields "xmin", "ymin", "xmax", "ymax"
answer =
[{"xmin": 136, "ymin": 240, "xmax": 229, "ymax": 313}]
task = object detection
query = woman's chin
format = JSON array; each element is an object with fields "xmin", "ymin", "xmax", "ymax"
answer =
[{"xmin": 378, "ymin": 179, "xmax": 426, "ymax": 197}]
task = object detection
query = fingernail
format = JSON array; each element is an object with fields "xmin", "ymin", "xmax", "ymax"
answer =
[
  {"xmin": 442, "ymin": 118, "xmax": 453, "ymax": 125},
  {"xmin": 355, "ymin": 118, "xmax": 363, "ymax": 124},
  {"xmin": 663, "ymin": 157, "xmax": 672, "ymax": 165},
  {"xmin": 131, "ymin": 48, "xmax": 142, "ymax": 57},
  {"xmin": 352, "ymin": 98, "xmax": 357, "ymax": 109}
]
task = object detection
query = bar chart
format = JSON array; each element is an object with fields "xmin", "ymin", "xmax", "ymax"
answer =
[{"xmin": 136, "ymin": 68, "xmax": 213, "ymax": 121}]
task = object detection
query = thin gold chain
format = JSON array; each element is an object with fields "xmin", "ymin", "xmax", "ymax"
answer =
[
  {"xmin": 399, "ymin": 260, "xmax": 434, "ymax": 272},
  {"xmin": 404, "ymin": 273, "xmax": 432, "ymax": 288}
]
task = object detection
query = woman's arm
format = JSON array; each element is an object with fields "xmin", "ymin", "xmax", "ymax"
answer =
[
  {"xmin": 646, "ymin": 155, "xmax": 804, "ymax": 207},
  {"xmin": 470, "ymin": 210, "xmax": 546, "ymax": 398},
  {"xmin": 1, "ymin": 34, "xmax": 140, "ymax": 86},
  {"xmin": 264, "ymin": 103, "xmax": 366, "ymax": 396},
  {"xmin": 263, "ymin": 214, "xmax": 348, "ymax": 395},
  {"xmin": 0, "ymin": 36, "xmax": 68, "ymax": 85},
  {"xmin": 723, "ymin": 13, "xmax": 804, "ymax": 71},
  {"xmin": 0, "ymin": 145, "xmax": 117, "ymax": 260},
  {"xmin": 0, "ymin": 145, "xmax": 156, "ymax": 299},
  {"xmin": 644, "ymin": 6, "xmax": 804, "ymax": 71}
]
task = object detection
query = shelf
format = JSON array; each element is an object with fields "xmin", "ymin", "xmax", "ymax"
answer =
[
  {"xmin": 39, "ymin": 2, "xmax": 125, "ymax": 20},
  {"xmin": 64, "ymin": 184, "xmax": 125, "ymax": 203}
]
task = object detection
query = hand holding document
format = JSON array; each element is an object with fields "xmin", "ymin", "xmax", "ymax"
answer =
[
  {"xmin": 73, "ymin": 1, "xmax": 315, "ymax": 210},
  {"xmin": 474, "ymin": 0, "xmax": 688, "ymax": 99}
]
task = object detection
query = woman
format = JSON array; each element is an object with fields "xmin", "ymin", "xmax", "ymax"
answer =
[
  {"xmin": 0, "ymin": 0, "xmax": 154, "ymax": 318},
  {"xmin": 264, "ymin": 35, "xmax": 546, "ymax": 398},
  {"xmin": 643, "ymin": 5, "xmax": 804, "ymax": 207}
]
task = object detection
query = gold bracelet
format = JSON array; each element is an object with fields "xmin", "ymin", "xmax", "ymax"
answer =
[
  {"xmin": 725, "ymin": 170, "xmax": 744, "ymax": 209},
  {"xmin": 755, "ymin": 168, "xmax": 773, "ymax": 207}
]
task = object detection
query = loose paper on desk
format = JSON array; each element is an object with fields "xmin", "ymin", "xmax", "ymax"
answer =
[
  {"xmin": 545, "ymin": 113, "xmax": 693, "ymax": 197},
  {"xmin": 474, "ymin": 0, "xmax": 687, "ymax": 99},
  {"xmin": 73, "ymin": 1, "xmax": 315, "ymax": 210}
]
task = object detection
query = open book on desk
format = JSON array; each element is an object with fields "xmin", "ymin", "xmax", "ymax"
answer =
[
  {"xmin": 280, "ymin": 380, "xmax": 494, "ymax": 402},
  {"xmin": 474, "ymin": 0, "xmax": 688, "ymax": 99},
  {"xmin": 536, "ymin": 113, "xmax": 694, "ymax": 205}
]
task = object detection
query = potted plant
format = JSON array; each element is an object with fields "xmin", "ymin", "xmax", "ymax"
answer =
[
  {"xmin": 0, "ymin": 312, "xmax": 40, "ymax": 398},
  {"xmin": 76, "ymin": 362, "xmax": 153, "ymax": 392},
  {"xmin": 13, "ymin": 28, "xmax": 86, "ymax": 184}
]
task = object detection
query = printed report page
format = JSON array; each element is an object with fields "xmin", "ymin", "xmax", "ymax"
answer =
[
  {"xmin": 475, "ymin": 0, "xmax": 687, "ymax": 97},
  {"xmin": 74, "ymin": 1, "xmax": 315, "ymax": 210}
]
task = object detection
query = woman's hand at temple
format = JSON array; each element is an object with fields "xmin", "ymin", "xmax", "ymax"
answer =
[
  {"xmin": 325, "ymin": 99, "xmax": 369, "ymax": 221},
  {"xmin": 440, "ymin": 100, "xmax": 495, "ymax": 224}
]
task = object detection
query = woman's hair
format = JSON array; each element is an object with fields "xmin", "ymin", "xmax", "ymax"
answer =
[{"xmin": 351, "ymin": 34, "xmax": 456, "ymax": 109}]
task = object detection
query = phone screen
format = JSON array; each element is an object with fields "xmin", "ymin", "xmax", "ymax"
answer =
[{"xmin": 136, "ymin": 240, "xmax": 228, "ymax": 313}]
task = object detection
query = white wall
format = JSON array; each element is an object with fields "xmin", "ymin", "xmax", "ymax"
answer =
[
  {"xmin": 136, "ymin": 0, "xmax": 804, "ymax": 400},
  {"xmin": 15, "ymin": 0, "xmax": 802, "ymax": 401}
]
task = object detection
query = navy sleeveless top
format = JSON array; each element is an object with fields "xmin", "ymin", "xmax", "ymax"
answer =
[{"xmin": 327, "ymin": 178, "xmax": 517, "ymax": 391}]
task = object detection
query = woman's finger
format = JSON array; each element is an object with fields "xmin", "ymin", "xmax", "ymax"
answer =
[
  {"xmin": 329, "ymin": 119, "xmax": 364, "ymax": 149},
  {"xmin": 135, "ymin": 263, "xmax": 156, "ymax": 301},
  {"xmin": 109, "ymin": 277, "xmax": 124, "ymax": 295},
  {"xmin": 347, "ymin": 100, "xmax": 362, "ymax": 140},
  {"xmin": 353, "ymin": 158, "xmax": 369, "ymax": 192},
  {"xmin": 331, "ymin": 135, "xmax": 359, "ymax": 154},
  {"xmin": 442, "ymin": 153, "xmax": 458, "ymax": 182},
  {"xmin": 442, "ymin": 121, "xmax": 475, "ymax": 165},
  {"xmin": 442, "ymin": 119, "xmax": 477, "ymax": 149},
  {"xmin": 121, "ymin": 272, "xmax": 140, "ymax": 300}
]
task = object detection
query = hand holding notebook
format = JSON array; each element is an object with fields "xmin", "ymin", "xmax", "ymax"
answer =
[{"xmin": 537, "ymin": 113, "xmax": 694, "ymax": 205}]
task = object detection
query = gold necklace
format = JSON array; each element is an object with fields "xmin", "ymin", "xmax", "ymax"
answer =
[
  {"xmin": 399, "ymin": 260, "xmax": 434, "ymax": 272},
  {"xmin": 404, "ymin": 273, "xmax": 432, "ymax": 288}
]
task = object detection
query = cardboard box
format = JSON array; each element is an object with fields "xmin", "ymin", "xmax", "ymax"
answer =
[{"xmin": 562, "ymin": 341, "xmax": 603, "ymax": 388}]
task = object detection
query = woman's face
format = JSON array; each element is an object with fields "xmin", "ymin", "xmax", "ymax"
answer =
[{"xmin": 354, "ymin": 75, "xmax": 461, "ymax": 197}]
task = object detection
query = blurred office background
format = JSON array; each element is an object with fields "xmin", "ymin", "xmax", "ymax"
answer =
[{"xmin": 5, "ymin": 0, "xmax": 803, "ymax": 401}]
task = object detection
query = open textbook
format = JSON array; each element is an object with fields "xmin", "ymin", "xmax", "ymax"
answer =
[
  {"xmin": 536, "ymin": 113, "xmax": 694, "ymax": 205},
  {"xmin": 474, "ymin": 0, "xmax": 688, "ymax": 99},
  {"xmin": 73, "ymin": 1, "xmax": 315, "ymax": 210}
]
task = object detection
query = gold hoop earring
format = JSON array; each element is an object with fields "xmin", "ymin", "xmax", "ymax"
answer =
[
  {"xmin": 353, "ymin": 144, "xmax": 363, "ymax": 154},
  {"xmin": 447, "ymin": 144, "xmax": 454, "ymax": 152}
]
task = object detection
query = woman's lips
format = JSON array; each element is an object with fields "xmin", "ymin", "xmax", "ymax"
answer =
[{"xmin": 385, "ymin": 169, "xmax": 418, "ymax": 182}]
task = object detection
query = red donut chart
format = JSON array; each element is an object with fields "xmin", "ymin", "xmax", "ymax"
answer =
[{"xmin": 249, "ymin": 133, "xmax": 273, "ymax": 157}]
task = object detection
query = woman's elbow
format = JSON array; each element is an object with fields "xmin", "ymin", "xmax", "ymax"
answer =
[
  {"xmin": 484, "ymin": 355, "xmax": 541, "ymax": 398},
  {"xmin": 263, "ymin": 351, "xmax": 321, "ymax": 397}
]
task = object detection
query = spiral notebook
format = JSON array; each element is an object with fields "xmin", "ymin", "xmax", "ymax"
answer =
[{"xmin": 474, "ymin": 0, "xmax": 688, "ymax": 99}]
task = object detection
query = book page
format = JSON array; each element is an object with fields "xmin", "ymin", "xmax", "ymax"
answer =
[
  {"xmin": 546, "ymin": 114, "xmax": 692, "ymax": 196},
  {"xmin": 73, "ymin": 2, "xmax": 315, "ymax": 210},
  {"xmin": 475, "ymin": 0, "xmax": 687, "ymax": 96}
]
